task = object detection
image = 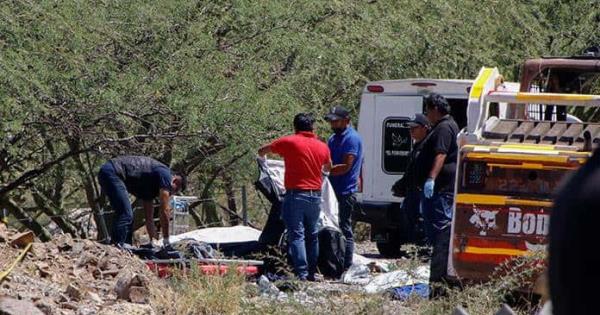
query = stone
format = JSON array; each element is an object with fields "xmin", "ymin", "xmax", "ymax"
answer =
[
  {"xmin": 115, "ymin": 271, "xmax": 134, "ymax": 300},
  {"xmin": 60, "ymin": 301, "xmax": 78, "ymax": 310},
  {"xmin": 87, "ymin": 292, "xmax": 104, "ymax": 304},
  {"xmin": 9, "ymin": 231, "xmax": 34, "ymax": 248},
  {"xmin": 36, "ymin": 262, "xmax": 52, "ymax": 278},
  {"xmin": 77, "ymin": 306, "xmax": 96, "ymax": 315},
  {"xmin": 98, "ymin": 302, "xmax": 155, "ymax": 315},
  {"xmin": 0, "ymin": 296, "xmax": 44, "ymax": 315},
  {"xmin": 115, "ymin": 271, "xmax": 150, "ymax": 301},
  {"xmin": 65, "ymin": 284, "xmax": 82, "ymax": 301},
  {"xmin": 128, "ymin": 286, "xmax": 148, "ymax": 304},
  {"xmin": 70, "ymin": 242, "xmax": 84, "ymax": 256},
  {"xmin": 34, "ymin": 299, "xmax": 57, "ymax": 315},
  {"xmin": 0, "ymin": 224, "xmax": 8, "ymax": 242}
]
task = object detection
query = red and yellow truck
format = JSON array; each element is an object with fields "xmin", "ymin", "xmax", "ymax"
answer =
[{"xmin": 448, "ymin": 64, "xmax": 600, "ymax": 285}]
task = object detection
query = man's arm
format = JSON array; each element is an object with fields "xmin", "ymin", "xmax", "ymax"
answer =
[
  {"xmin": 330, "ymin": 153, "xmax": 355, "ymax": 176},
  {"xmin": 428, "ymin": 153, "xmax": 447, "ymax": 180},
  {"xmin": 258, "ymin": 144, "xmax": 273, "ymax": 157},
  {"xmin": 142, "ymin": 200, "xmax": 158, "ymax": 241},
  {"xmin": 158, "ymin": 189, "xmax": 171, "ymax": 240},
  {"xmin": 323, "ymin": 158, "xmax": 333, "ymax": 174}
]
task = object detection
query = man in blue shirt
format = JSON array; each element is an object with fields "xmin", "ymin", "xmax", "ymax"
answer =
[
  {"xmin": 97, "ymin": 156, "xmax": 187, "ymax": 246},
  {"xmin": 325, "ymin": 106, "xmax": 363, "ymax": 270}
]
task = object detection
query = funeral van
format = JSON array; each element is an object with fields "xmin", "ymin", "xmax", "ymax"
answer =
[{"xmin": 355, "ymin": 78, "xmax": 518, "ymax": 256}]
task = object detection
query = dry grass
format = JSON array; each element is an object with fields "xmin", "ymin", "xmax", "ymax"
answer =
[
  {"xmin": 150, "ymin": 266, "xmax": 247, "ymax": 315},
  {"xmin": 149, "ymin": 247, "xmax": 546, "ymax": 315}
]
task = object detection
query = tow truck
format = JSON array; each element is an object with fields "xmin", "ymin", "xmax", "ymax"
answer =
[{"xmin": 448, "ymin": 52, "xmax": 600, "ymax": 284}]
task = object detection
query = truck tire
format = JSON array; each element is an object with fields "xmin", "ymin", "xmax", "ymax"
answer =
[{"xmin": 376, "ymin": 239, "xmax": 402, "ymax": 257}]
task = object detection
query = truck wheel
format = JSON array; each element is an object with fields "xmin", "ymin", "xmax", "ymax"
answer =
[{"xmin": 376, "ymin": 240, "xmax": 402, "ymax": 257}]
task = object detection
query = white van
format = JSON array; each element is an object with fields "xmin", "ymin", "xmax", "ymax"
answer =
[{"xmin": 355, "ymin": 78, "xmax": 518, "ymax": 256}]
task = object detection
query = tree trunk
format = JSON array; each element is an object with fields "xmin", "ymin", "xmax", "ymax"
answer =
[
  {"xmin": 67, "ymin": 139, "xmax": 111, "ymax": 242},
  {"xmin": 1, "ymin": 196, "xmax": 52, "ymax": 241},
  {"xmin": 31, "ymin": 190, "xmax": 79, "ymax": 238},
  {"xmin": 222, "ymin": 172, "xmax": 239, "ymax": 225}
]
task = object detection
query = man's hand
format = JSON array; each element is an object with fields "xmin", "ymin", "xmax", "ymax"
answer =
[
  {"xmin": 424, "ymin": 178, "xmax": 435, "ymax": 199},
  {"xmin": 330, "ymin": 154, "xmax": 355, "ymax": 176},
  {"xmin": 258, "ymin": 144, "xmax": 272, "ymax": 158}
]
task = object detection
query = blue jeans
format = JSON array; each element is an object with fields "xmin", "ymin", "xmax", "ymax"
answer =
[
  {"xmin": 420, "ymin": 192, "xmax": 454, "ymax": 245},
  {"xmin": 282, "ymin": 191, "xmax": 321, "ymax": 280},
  {"xmin": 337, "ymin": 193, "xmax": 356, "ymax": 269},
  {"xmin": 98, "ymin": 162, "xmax": 133, "ymax": 245}
]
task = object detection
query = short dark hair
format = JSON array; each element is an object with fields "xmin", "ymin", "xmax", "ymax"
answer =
[
  {"xmin": 293, "ymin": 113, "xmax": 315, "ymax": 132},
  {"xmin": 424, "ymin": 93, "xmax": 450, "ymax": 115},
  {"xmin": 173, "ymin": 173, "xmax": 187, "ymax": 193}
]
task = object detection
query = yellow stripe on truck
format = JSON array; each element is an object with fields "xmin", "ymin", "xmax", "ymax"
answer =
[
  {"xmin": 456, "ymin": 194, "xmax": 553, "ymax": 207},
  {"xmin": 463, "ymin": 246, "xmax": 527, "ymax": 256},
  {"xmin": 515, "ymin": 92, "xmax": 595, "ymax": 103},
  {"xmin": 464, "ymin": 152, "xmax": 572, "ymax": 164},
  {"xmin": 470, "ymin": 68, "xmax": 494, "ymax": 99}
]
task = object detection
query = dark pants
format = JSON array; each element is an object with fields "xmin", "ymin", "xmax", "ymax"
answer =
[
  {"xmin": 402, "ymin": 189, "xmax": 426, "ymax": 244},
  {"xmin": 98, "ymin": 162, "xmax": 133, "ymax": 245},
  {"xmin": 282, "ymin": 191, "xmax": 321, "ymax": 280},
  {"xmin": 420, "ymin": 192, "xmax": 454, "ymax": 298},
  {"xmin": 429, "ymin": 226, "xmax": 451, "ymax": 298},
  {"xmin": 337, "ymin": 193, "xmax": 356, "ymax": 269}
]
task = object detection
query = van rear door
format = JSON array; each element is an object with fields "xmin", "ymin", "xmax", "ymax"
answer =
[{"xmin": 363, "ymin": 95, "xmax": 422, "ymax": 202}]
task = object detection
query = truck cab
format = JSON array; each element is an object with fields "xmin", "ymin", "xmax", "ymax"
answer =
[{"xmin": 355, "ymin": 79, "xmax": 517, "ymax": 256}]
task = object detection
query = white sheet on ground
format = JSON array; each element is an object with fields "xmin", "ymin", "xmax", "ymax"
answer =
[
  {"xmin": 351, "ymin": 254, "xmax": 390, "ymax": 273},
  {"xmin": 167, "ymin": 225, "xmax": 262, "ymax": 244},
  {"xmin": 363, "ymin": 265, "xmax": 430, "ymax": 294},
  {"xmin": 259, "ymin": 157, "xmax": 340, "ymax": 231}
]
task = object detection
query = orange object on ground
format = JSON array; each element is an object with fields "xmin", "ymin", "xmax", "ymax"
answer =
[{"xmin": 145, "ymin": 261, "xmax": 259, "ymax": 278}]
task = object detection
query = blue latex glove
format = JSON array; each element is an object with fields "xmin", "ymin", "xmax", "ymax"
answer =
[{"xmin": 424, "ymin": 178, "xmax": 435, "ymax": 199}]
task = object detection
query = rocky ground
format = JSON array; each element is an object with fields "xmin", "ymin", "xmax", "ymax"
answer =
[
  {"xmin": 1, "ymin": 223, "xmax": 429, "ymax": 315},
  {"xmin": 0, "ymin": 225, "xmax": 158, "ymax": 315}
]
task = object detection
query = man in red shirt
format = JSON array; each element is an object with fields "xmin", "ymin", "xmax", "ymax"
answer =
[{"xmin": 258, "ymin": 113, "xmax": 332, "ymax": 281}]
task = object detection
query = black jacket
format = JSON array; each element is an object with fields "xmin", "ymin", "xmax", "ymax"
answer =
[{"xmin": 392, "ymin": 138, "xmax": 427, "ymax": 196}]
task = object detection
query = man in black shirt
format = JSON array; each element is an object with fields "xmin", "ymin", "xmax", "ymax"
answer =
[
  {"xmin": 391, "ymin": 113, "xmax": 430, "ymax": 243},
  {"xmin": 419, "ymin": 93, "xmax": 459, "ymax": 297},
  {"xmin": 97, "ymin": 156, "xmax": 187, "ymax": 246}
]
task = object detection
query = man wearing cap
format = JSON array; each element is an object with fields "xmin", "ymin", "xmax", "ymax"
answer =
[
  {"xmin": 391, "ymin": 113, "xmax": 430, "ymax": 244},
  {"xmin": 419, "ymin": 93, "xmax": 459, "ymax": 297},
  {"xmin": 325, "ymin": 106, "xmax": 363, "ymax": 270},
  {"xmin": 97, "ymin": 155, "xmax": 187, "ymax": 246},
  {"xmin": 258, "ymin": 113, "xmax": 332, "ymax": 281}
]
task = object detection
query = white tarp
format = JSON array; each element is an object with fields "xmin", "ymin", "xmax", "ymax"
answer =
[
  {"xmin": 363, "ymin": 265, "xmax": 430, "ymax": 294},
  {"xmin": 259, "ymin": 157, "xmax": 340, "ymax": 231},
  {"xmin": 167, "ymin": 225, "xmax": 261, "ymax": 244}
]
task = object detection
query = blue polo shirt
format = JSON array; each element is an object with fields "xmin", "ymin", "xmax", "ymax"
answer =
[{"xmin": 328, "ymin": 126, "xmax": 363, "ymax": 196}]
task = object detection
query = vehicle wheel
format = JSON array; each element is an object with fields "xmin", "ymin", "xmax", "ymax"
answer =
[{"xmin": 376, "ymin": 239, "xmax": 402, "ymax": 258}]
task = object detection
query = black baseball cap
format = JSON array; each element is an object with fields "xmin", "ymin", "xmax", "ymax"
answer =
[
  {"xmin": 324, "ymin": 106, "xmax": 350, "ymax": 121},
  {"xmin": 407, "ymin": 113, "xmax": 430, "ymax": 128}
]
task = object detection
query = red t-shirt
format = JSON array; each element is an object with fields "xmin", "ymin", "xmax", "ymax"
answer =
[{"xmin": 270, "ymin": 132, "xmax": 331, "ymax": 190}]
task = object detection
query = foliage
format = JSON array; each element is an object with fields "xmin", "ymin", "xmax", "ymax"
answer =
[{"xmin": 0, "ymin": 0, "xmax": 599, "ymax": 235}]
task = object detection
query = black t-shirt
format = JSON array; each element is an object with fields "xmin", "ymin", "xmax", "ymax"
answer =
[
  {"xmin": 417, "ymin": 115, "xmax": 459, "ymax": 193},
  {"xmin": 110, "ymin": 156, "xmax": 172, "ymax": 200}
]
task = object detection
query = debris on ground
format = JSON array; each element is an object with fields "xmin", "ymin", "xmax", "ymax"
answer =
[{"xmin": 0, "ymin": 226, "xmax": 158, "ymax": 315}]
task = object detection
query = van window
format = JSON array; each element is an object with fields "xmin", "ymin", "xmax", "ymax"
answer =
[
  {"xmin": 448, "ymin": 99, "xmax": 468, "ymax": 130},
  {"xmin": 421, "ymin": 98, "xmax": 468, "ymax": 130},
  {"xmin": 382, "ymin": 118, "xmax": 412, "ymax": 174}
]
